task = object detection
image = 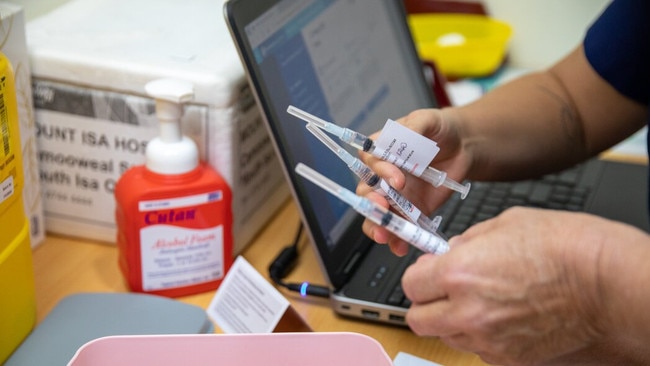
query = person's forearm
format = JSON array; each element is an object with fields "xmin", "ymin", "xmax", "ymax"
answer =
[
  {"xmin": 598, "ymin": 224, "xmax": 650, "ymax": 362},
  {"xmin": 445, "ymin": 46, "xmax": 646, "ymax": 181},
  {"xmin": 448, "ymin": 71, "xmax": 587, "ymax": 180}
]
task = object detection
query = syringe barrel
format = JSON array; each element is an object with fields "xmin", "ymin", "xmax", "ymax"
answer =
[
  {"xmin": 420, "ymin": 167, "xmax": 471, "ymax": 199},
  {"xmin": 416, "ymin": 214, "xmax": 440, "ymax": 233},
  {"xmin": 420, "ymin": 166, "xmax": 446, "ymax": 187},
  {"xmin": 442, "ymin": 179, "xmax": 471, "ymax": 199},
  {"xmin": 340, "ymin": 129, "xmax": 373, "ymax": 151},
  {"xmin": 382, "ymin": 211, "xmax": 449, "ymax": 254},
  {"xmin": 349, "ymin": 160, "xmax": 379, "ymax": 187}
]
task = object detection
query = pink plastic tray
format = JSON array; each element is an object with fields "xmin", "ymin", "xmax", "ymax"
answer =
[{"xmin": 67, "ymin": 332, "xmax": 392, "ymax": 366}]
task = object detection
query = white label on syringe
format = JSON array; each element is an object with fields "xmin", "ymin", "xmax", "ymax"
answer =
[
  {"xmin": 399, "ymin": 221, "xmax": 448, "ymax": 255},
  {"xmin": 379, "ymin": 179, "xmax": 421, "ymax": 223},
  {"xmin": 374, "ymin": 119, "xmax": 440, "ymax": 176}
]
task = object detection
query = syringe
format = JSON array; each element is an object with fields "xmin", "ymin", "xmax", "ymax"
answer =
[
  {"xmin": 288, "ymin": 105, "xmax": 471, "ymax": 199},
  {"xmin": 295, "ymin": 163, "xmax": 449, "ymax": 255},
  {"xmin": 305, "ymin": 123, "xmax": 442, "ymax": 234}
]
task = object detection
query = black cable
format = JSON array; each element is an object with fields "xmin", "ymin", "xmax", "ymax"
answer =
[{"xmin": 268, "ymin": 221, "xmax": 330, "ymax": 298}]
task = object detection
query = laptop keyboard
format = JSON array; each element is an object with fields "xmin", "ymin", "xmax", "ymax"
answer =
[
  {"xmin": 384, "ymin": 163, "xmax": 591, "ymax": 309},
  {"xmin": 436, "ymin": 163, "xmax": 591, "ymax": 238}
]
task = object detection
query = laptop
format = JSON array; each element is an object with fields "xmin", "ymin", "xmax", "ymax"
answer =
[{"xmin": 224, "ymin": 0, "xmax": 649, "ymax": 325}]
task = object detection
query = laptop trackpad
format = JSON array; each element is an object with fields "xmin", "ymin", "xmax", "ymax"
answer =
[
  {"xmin": 587, "ymin": 161, "xmax": 649, "ymax": 232},
  {"xmin": 342, "ymin": 245, "xmax": 410, "ymax": 302}
]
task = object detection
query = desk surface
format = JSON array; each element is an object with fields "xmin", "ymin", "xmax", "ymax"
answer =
[
  {"xmin": 33, "ymin": 198, "xmax": 487, "ymax": 366},
  {"xmin": 33, "ymin": 152, "xmax": 648, "ymax": 365}
]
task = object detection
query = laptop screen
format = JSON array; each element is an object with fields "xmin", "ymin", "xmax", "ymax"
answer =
[{"xmin": 226, "ymin": 0, "xmax": 436, "ymax": 287}]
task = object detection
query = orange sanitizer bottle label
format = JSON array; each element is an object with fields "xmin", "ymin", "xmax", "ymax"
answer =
[{"xmin": 137, "ymin": 191, "xmax": 226, "ymax": 291}]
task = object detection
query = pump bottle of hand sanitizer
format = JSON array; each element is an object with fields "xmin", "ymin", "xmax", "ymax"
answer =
[{"xmin": 115, "ymin": 78, "xmax": 233, "ymax": 298}]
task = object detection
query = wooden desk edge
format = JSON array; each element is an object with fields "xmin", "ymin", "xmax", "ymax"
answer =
[
  {"xmin": 33, "ymin": 152, "xmax": 646, "ymax": 364},
  {"xmin": 31, "ymin": 199, "xmax": 484, "ymax": 365}
]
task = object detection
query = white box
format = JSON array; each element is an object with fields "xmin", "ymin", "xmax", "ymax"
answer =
[
  {"xmin": 26, "ymin": 0, "xmax": 289, "ymax": 254},
  {"xmin": 0, "ymin": 2, "xmax": 45, "ymax": 247}
]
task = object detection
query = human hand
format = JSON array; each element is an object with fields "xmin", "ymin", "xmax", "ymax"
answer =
[
  {"xmin": 357, "ymin": 108, "xmax": 470, "ymax": 255},
  {"xmin": 401, "ymin": 206, "xmax": 647, "ymax": 365}
]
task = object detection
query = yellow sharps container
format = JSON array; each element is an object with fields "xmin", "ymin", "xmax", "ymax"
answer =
[{"xmin": 0, "ymin": 51, "xmax": 36, "ymax": 364}]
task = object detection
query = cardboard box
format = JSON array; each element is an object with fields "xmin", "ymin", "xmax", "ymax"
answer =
[
  {"xmin": 0, "ymin": 2, "xmax": 45, "ymax": 247},
  {"xmin": 26, "ymin": 0, "xmax": 289, "ymax": 253}
]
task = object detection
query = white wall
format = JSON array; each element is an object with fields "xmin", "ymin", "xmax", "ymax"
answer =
[
  {"xmin": 9, "ymin": 0, "xmax": 71, "ymax": 20},
  {"xmin": 15, "ymin": 0, "xmax": 611, "ymax": 70},
  {"xmin": 484, "ymin": 0, "xmax": 610, "ymax": 69}
]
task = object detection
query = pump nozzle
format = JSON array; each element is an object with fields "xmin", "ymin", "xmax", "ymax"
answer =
[{"xmin": 144, "ymin": 78, "xmax": 198, "ymax": 175}]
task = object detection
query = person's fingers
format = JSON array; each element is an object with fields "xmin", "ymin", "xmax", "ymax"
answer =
[
  {"xmin": 361, "ymin": 218, "xmax": 410, "ymax": 256},
  {"xmin": 406, "ymin": 299, "xmax": 458, "ymax": 337},
  {"xmin": 358, "ymin": 190, "xmax": 414, "ymax": 256},
  {"xmin": 355, "ymin": 180, "xmax": 374, "ymax": 196},
  {"xmin": 389, "ymin": 240, "xmax": 410, "ymax": 257},
  {"xmin": 396, "ymin": 110, "xmax": 438, "ymax": 136},
  {"xmin": 362, "ymin": 218, "xmax": 387, "ymax": 243},
  {"xmin": 402, "ymin": 254, "xmax": 448, "ymax": 302},
  {"xmin": 358, "ymin": 155, "xmax": 406, "ymax": 189},
  {"xmin": 365, "ymin": 190, "xmax": 385, "ymax": 203},
  {"xmin": 449, "ymin": 213, "xmax": 500, "ymax": 245}
]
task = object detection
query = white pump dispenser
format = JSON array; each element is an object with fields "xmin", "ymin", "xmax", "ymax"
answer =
[
  {"xmin": 116, "ymin": 78, "xmax": 233, "ymax": 297},
  {"xmin": 144, "ymin": 78, "xmax": 198, "ymax": 175}
]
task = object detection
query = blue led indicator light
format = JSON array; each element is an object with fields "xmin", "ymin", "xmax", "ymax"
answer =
[{"xmin": 300, "ymin": 282, "xmax": 309, "ymax": 297}]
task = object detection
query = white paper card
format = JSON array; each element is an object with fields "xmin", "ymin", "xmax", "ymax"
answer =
[
  {"xmin": 374, "ymin": 119, "xmax": 440, "ymax": 176},
  {"xmin": 393, "ymin": 352, "xmax": 444, "ymax": 366},
  {"xmin": 207, "ymin": 256, "xmax": 290, "ymax": 333}
]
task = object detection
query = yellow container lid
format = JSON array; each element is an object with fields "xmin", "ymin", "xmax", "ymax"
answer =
[{"xmin": 408, "ymin": 13, "xmax": 512, "ymax": 78}]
